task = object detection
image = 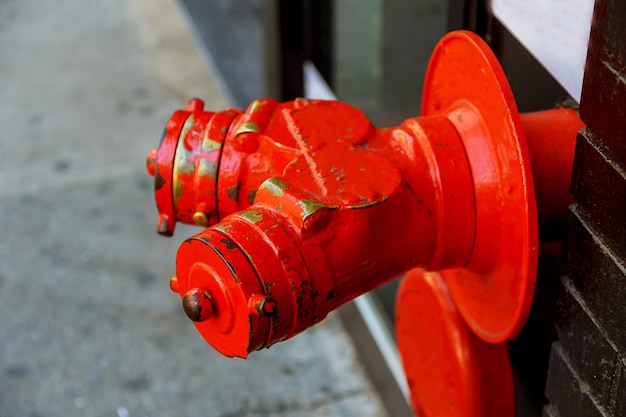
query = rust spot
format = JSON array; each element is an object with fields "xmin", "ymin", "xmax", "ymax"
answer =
[
  {"xmin": 196, "ymin": 237, "xmax": 210, "ymax": 245},
  {"xmin": 346, "ymin": 195, "xmax": 388, "ymax": 209},
  {"xmin": 227, "ymin": 181, "xmax": 241, "ymax": 202},
  {"xmin": 247, "ymin": 190, "xmax": 257, "ymax": 205},
  {"xmin": 264, "ymin": 280, "xmax": 275, "ymax": 295},
  {"xmin": 154, "ymin": 169, "xmax": 166, "ymax": 190},
  {"xmin": 295, "ymin": 280, "xmax": 309, "ymax": 303},
  {"xmin": 220, "ymin": 238, "xmax": 237, "ymax": 250},
  {"xmin": 417, "ymin": 198, "xmax": 433, "ymax": 216},
  {"xmin": 182, "ymin": 289, "xmax": 212, "ymax": 322}
]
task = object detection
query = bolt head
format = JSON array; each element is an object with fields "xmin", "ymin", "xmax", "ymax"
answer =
[
  {"xmin": 146, "ymin": 148, "xmax": 158, "ymax": 177},
  {"xmin": 169, "ymin": 276, "xmax": 179, "ymax": 293},
  {"xmin": 248, "ymin": 295, "xmax": 277, "ymax": 316},
  {"xmin": 186, "ymin": 98, "xmax": 205, "ymax": 111},
  {"xmin": 193, "ymin": 211, "xmax": 209, "ymax": 227},
  {"xmin": 182, "ymin": 288, "xmax": 213, "ymax": 322},
  {"xmin": 157, "ymin": 214, "xmax": 174, "ymax": 236}
]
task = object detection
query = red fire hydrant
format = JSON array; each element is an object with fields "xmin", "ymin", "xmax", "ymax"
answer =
[{"xmin": 147, "ymin": 31, "xmax": 583, "ymax": 416}]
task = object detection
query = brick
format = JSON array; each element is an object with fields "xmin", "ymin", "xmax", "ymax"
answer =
[
  {"xmin": 556, "ymin": 276, "xmax": 619, "ymax": 408},
  {"xmin": 545, "ymin": 343, "xmax": 608, "ymax": 417},
  {"xmin": 580, "ymin": 0, "xmax": 626, "ymax": 169},
  {"xmin": 564, "ymin": 208, "xmax": 626, "ymax": 354},
  {"xmin": 570, "ymin": 130, "xmax": 626, "ymax": 260},
  {"xmin": 615, "ymin": 360, "xmax": 626, "ymax": 417}
]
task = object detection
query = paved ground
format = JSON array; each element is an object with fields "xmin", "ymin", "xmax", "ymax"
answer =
[{"xmin": 0, "ymin": 0, "xmax": 386, "ymax": 416}]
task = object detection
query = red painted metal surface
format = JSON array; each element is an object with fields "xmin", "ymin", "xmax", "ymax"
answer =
[
  {"xmin": 521, "ymin": 108, "xmax": 584, "ymax": 241},
  {"xmin": 147, "ymin": 32, "xmax": 584, "ymax": 411},
  {"xmin": 146, "ymin": 30, "xmax": 586, "ymax": 416},
  {"xmin": 147, "ymin": 98, "xmax": 301, "ymax": 235},
  {"xmin": 146, "ymin": 99, "xmax": 242, "ymax": 235},
  {"xmin": 396, "ymin": 268, "xmax": 514, "ymax": 417}
]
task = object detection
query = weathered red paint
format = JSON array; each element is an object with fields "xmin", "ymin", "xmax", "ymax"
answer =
[
  {"xmin": 147, "ymin": 31, "xmax": 583, "ymax": 361},
  {"xmin": 147, "ymin": 98, "xmax": 302, "ymax": 234},
  {"xmin": 147, "ymin": 99, "xmax": 243, "ymax": 235}
]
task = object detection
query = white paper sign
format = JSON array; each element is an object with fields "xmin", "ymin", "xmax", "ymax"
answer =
[{"xmin": 491, "ymin": 0, "xmax": 595, "ymax": 101}]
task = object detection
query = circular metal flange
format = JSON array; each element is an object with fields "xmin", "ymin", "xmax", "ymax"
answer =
[
  {"xmin": 175, "ymin": 230, "xmax": 270, "ymax": 358},
  {"xmin": 396, "ymin": 269, "xmax": 514, "ymax": 417},
  {"xmin": 421, "ymin": 30, "xmax": 539, "ymax": 342}
]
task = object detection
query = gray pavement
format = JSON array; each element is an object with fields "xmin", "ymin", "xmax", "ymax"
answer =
[{"xmin": 0, "ymin": 0, "xmax": 386, "ymax": 416}]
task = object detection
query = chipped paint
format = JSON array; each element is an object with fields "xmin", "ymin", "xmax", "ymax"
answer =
[
  {"xmin": 180, "ymin": 114, "xmax": 195, "ymax": 144},
  {"xmin": 220, "ymin": 238, "xmax": 237, "ymax": 250},
  {"xmin": 238, "ymin": 209, "xmax": 263, "ymax": 223},
  {"xmin": 346, "ymin": 195, "xmax": 388, "ymax": 209},
  {"xmin": 234, "ymin": 121, "xmax": 259, "ymax": 136},
  {"xmin": 173, "ymin": 121, "xmax": 197, "ymax": 204},
  {"xmin": 259, "ymin": 177, "xmax": 288, "ymax": 197},
  {"xmin": 264, "ymin": 280, "xmax": 275, "ymax": 295},
  {"xmin": 202, "ymin": 136, "xmax": 222, "ymax": 153},
  {"xmin": 247, "ymin": 190, "xmax": 257, "ymax": 205},
  {"xmin": 214, "ymin": 223, "xmax": 232, "ymax": 234},
  {"xmin": 154, "ymin": 169, "xmax": 166, "ymax": 190},
  {"xmin": 250, "ymin": 99, "xmax": 268, "ymax": 113},
  {"xmin": 227, "ymin": 181, "xmax": 241, "ymax": 202},
  {"xmin": 198, "ymin": 159, "xmax": 218, "ymax": 181},
  {"xmin": 298, "ymin": 199, "xmax": 326, "ymax": 220}
]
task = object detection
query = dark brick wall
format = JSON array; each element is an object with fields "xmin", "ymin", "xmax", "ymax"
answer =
[{"xmin": 544, "ymin": 0, "xmax": 626, "ymax": 416}]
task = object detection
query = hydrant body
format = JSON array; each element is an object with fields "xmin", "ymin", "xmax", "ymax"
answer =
[
  {"xmin": 148, "ymin": 31, "xmax": 582, "ymax": 358},
  {"xmin": 147, "ymin": 30, "xmax": 584, "ymax": 417}
]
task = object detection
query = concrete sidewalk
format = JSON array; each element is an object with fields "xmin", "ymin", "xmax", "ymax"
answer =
[{"xmin": 0, "ymin": 0, "xmax": 387, "ymax": 416}]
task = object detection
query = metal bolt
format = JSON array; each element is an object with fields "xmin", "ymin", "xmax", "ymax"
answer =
[
  {"xmin": 157, "ymin": 214, "xmax": 173, "ymax": 236},
  {"xmin": 248, "ymin": 295, "xmax": 277, "ymax": 316},
  {"xmin": 182, "ymin": 288, "xmax": 213, "ymax": 322},
  {"xmin": 186, "ymin": 98, "xmax": 205, "ymax": 112},
  {"xmin": 146, "ymin": 148, "xmax": 157, "ymax": 177},
  {"xmin": 192, "ymin": 211, "xmax": 209, "ymax": 227},
  {"xmin": 192, "ymin": 203, "xmax": 211, "ymax": 227},
  {"xmin": 169, "ymin": 276, "xmax": 179, "ymax": 293}
]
